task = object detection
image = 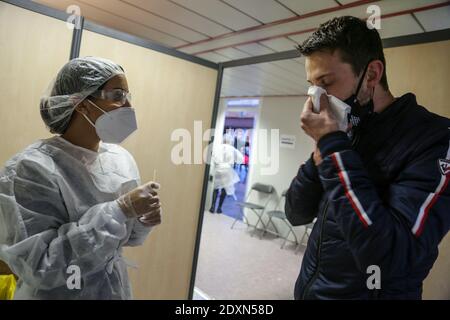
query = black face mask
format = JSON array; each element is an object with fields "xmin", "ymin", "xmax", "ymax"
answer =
[{"xmin": 344, "ymin": 62, "xmax": 374, "ymax": 128}]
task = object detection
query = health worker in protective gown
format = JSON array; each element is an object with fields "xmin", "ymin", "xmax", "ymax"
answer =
[{"xmin": 0, "ymin": 57, "xmax": 162, "ymax": 299}]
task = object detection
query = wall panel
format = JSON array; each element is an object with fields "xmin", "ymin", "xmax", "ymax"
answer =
[{"xmin": 0, "ymin": 2, "xmax": 72, "ymax": 165}]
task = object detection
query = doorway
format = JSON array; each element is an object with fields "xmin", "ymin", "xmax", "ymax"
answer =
[{"xmin": 216, "ymin": 109, "xmax": 256, "ymax": 221}]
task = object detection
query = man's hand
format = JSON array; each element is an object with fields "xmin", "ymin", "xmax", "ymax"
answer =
[
  {"xmin": 313, "ymin": 147, "xmax": 323, "ymax": 166},
  {"xmin": 300, "ymin": 94, "xmax": 339, "ymax": 142}
]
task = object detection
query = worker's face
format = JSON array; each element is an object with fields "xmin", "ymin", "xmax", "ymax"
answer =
[
  {"xmin": 77, "ymin": 74, "xmax": 131, "ymax": 124},
  {"xmin": 305, "ymin": 50, "xmax": 370, "ymax": 103}
]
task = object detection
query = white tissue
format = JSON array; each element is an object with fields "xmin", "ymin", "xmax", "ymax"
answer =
[{"xmin": 307, "ymin": 85, "xmax": 351, "ymax": 132}]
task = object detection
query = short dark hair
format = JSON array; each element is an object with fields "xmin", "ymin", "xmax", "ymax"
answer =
[{"xmin": 297, "ymin": 16, "xmax": 388, "ymax": 90}]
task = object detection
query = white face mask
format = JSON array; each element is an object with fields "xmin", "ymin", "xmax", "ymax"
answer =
[{"xmin": 80, "ymin": 99, "xmax": 138, "ymax": 144}]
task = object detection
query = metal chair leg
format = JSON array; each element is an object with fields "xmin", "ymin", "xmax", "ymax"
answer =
[
  {"xmin": 283, "ymin": 219, "xmax": 298, "ymax": 246},
  {"xmin": 261, "ymin": 216, "xmax": 272, "ymax": 237},
  {"xmin": 268, "ymin": 218, "xmax": 280, "ymax": 238},
  {"xmin": 280, "ymin": 229, "xmax": 292, "ymax": 249},
  {"xmin": 299, "ymin": 225, "xmax": 311, "ymax": 246},
  {"xmin": 230, "ymin": 217, "xmax": 239, "ymax": 229},
  {"xmin": 231, "ymin": 207, "xmax": 249, "ymax": 229},
  {"xmin": 253, "ymin": 211, "xmax": 267, "ymax": 239},
  {"xmin": 249, "ymin": 209, "xmax": 261, "ymax": 237},
  {"xmin": 299, "ymin": 230, "xmax": 307, "ymax": 246}
]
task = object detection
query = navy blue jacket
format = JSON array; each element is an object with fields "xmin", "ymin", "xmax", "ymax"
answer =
[{"xmin": 285, "ymin": 93, "xmax": 450, "ymax": 299}]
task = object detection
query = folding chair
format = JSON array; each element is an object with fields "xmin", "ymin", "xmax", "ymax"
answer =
[
  {"xmin": 296, "ymin": 220, "xmax": 316, "ymax": 253},
  {"xmin": 263, "ymin": 190, "xmax": 299, "ymax": 249},
  {"xmin": 300, "ymin": 222, "xmax": 314, "ymax": 245},
  {"xmin": 231, "ymin": 183, "xmax": 275, "ymax": 238}
]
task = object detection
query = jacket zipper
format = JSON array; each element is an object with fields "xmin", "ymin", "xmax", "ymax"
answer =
[
  {"xmin": 301, "ymin": 130, "xmax": 361, "ymax": 299},
  {"xmin": 301, "ymin": 201, "xmax": 329, "ymax": 299}
]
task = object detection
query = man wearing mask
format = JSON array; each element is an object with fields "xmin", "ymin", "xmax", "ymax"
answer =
[{"xmin": 285, "ymin": 16, "xmax": 450, "ymax": 299}]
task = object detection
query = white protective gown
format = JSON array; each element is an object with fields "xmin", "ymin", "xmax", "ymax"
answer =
[
  {"xmin": 0, "ymin": 136, "xmax": 152, "ymax": 299},
  {"xmin": 212, "ymin": 144, "xmax": 244, "ymax": 196}
]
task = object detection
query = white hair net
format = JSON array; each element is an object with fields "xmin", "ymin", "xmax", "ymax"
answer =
[{"xmin": 40, "ymin": 56, "xmax": 125, "ymax": 134}]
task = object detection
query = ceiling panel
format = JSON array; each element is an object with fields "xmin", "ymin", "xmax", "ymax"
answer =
[
  {"xmin": 35, "ymin": 0, "xmax": 448, "ymax": 57},
  {"xmin": 122, "ymin": 0, "xmax": 232, "ymax": 37},
  {"xmin": 270, "ymin": 59, "xmax": 305, "ymax": 77},
  {"xmin": 222, "ymin": 85, "xmax": 283, "ymax": 97},
  {"xmin": 33, "ymin": 0, "xmax": 448, "ymax": 99},
  {"xmin": 270, "ymin": 60, "xmax": 309, "ymax": 87},
  {"xmin": 226, "ymin": 65, "xmax": 300, "ymax": 93},
  {"xmin": 287, "ymin": 31, "xmax": 314, "ymax": 46},
  {"xmin": 215, "ymin": 47, "xmax": 251, "ymax": 60},
  {"xmin": 35, "ymin": 0, "xmax": 187, "ymax": 47},
  {"xmin": 82, "ymin": 0, "xmax": 208, "ymax": 42},
  {"xmin": 197, "ymin": 56, "xmax": 308, "ymax": 97},
  {"xmin": 221, "ymin": 86, "xmax": 283, "ymax": 98},
  {"xmin": 226, "ymin": 67, "xmax": 295, "ymax": 94},
  {"xmin": 178, "ymin": 0, "xmax": 432, "ymax": 53},
  {"xmin": 250, "ymin": 63, "xmax": 310, "ymax": 90},
  {"xmin": 170, "ymin": 0, "xmax": 262, "ymax": 30},
  {"xmin": 179, "ymin": 0, "xmax": 447, "ymax": 54},
  {"xmin": 234, "ymin": 43, "xmax": 275, "ymax": 55},
  {"xmin": 255, "ymin": 62, "xmax": 307, "ymax": 86},
  {"xmin": 259, "ymin": 37, "xmax": 300, "ymax": 51},
  {"xmin": 196, "ymin": 52, "xmax": 228, "ymax": 63},
  {"xmin": 221, "ymin": 77, "xmax": 303, "ymax": 97},
  {"xmin": 221, "ymin": 73, "xmax": 283, "ymax": 96},
  {"xmin": 378, "ymin": 14, "xmax": 424, "ymax": 39},
  {"xmin": 195, "ymin": 53, "xmax": 308, "ymax": 95},
  {"xmin": 220, "ymin": 85, "xmax": 306, "ymax": 98},
  {"xmin": 221, "ymin": 0, "xmax": 295, "ymax": 23},
  {"xmin": 278, "ymin": 0, "xmax": 338, "ymax": 15},
  {"xmin": 414, "ymin": 7, "xmax": 450, "ymax": 32}
]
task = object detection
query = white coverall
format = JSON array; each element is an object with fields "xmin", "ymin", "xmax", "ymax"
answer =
[{"xmin": 0, "ymin": 136, "xmax": 152, "ymax": 299}]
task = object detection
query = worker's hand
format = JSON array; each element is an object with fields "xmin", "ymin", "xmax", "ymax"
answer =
[
  {"xmin": 139, "ymin": 206, "xmax": 162, "ymax": 227},
  {"xmin": 300, "ymin": 94, "xmax": 339, "ymax": 142},
  {"xmin": 116, "ymin": 181, "xmax": 161, "ymax": 219}
]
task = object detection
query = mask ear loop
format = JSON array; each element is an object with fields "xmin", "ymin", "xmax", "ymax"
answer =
[
  {"xmin": 368, "ymin": 86, "xmax": 376, "ymax": 114},
  {"xmin": 77, "ymin": 99, "xmax": 106, "ymax": 127},
  {"xmin": 352, "ymin": 61, "xmax": 372, "ymax": 104},
  {"xmin": 86, "ymin": 99, "xmax": 108, "ymax": 115}
]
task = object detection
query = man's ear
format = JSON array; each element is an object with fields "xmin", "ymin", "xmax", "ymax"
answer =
[{"xmin": 366, "ymin": 60, "xmax": 384, "ymax": 89}]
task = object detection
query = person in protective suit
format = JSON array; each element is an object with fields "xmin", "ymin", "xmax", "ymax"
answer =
[
  {"xmin": 209, "ymin": 134, "xmax": 244, "ymax": 214},
  {"xmin": 0, "ymin": 57, "xmax": 162, "ymax": 299}
]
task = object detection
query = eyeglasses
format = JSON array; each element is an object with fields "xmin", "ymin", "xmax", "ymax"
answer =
[{"xmin": 90, "ymin": 89, "xmax": 131, "ymax": 105}]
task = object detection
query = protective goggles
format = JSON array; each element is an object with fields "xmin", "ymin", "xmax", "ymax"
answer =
[{"xmin": 90, "ymin": 89, "xmax": 131, "ymax": 105}]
